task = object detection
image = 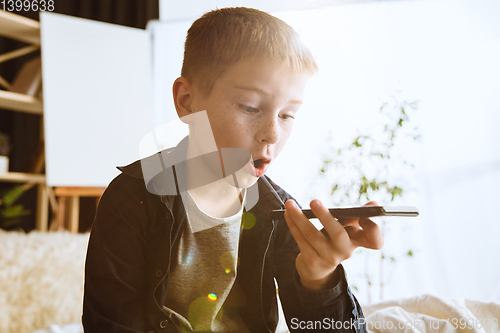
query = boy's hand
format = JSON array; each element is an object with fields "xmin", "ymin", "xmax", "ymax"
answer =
[{"xmin": 284, "ymin": 199, "xmax": 383, "ymax": 291}]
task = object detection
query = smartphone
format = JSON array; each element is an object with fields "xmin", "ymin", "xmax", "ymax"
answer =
[{"xmin": 268, "ymin": 206, "xmax": 419, "ymax": 220}]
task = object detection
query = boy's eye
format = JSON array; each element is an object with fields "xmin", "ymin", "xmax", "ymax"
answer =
[
  {"xmin": 240, "ymin": 105, "xmax": 259, "ymax": 114},
  {"xmin": 279, "ymin": 113, "xmax": 295, "ymax": 121}
]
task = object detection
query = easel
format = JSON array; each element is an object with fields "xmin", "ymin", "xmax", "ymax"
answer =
[{"xmin": 52, "ymin": 187, "xmax": 105, "ymax": 233}]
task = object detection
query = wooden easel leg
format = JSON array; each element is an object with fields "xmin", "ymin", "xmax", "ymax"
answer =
[
  {"xmin": 57, "ymin": 196, "xmax": 67, "ymax": 231},
  {"xmin": 46, "ymin": 186, "xmax": 58, "ymax": 231},
  {"xmin": 68, "ymin": 195, "xmax": 79, "ymax": 233},
  {"xmin": 36, "ymin": 184, "xmax": 48, "ymax": 231}
]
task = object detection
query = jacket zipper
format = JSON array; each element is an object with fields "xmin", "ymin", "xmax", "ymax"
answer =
[
  {"xmin": 153, "ymin": 203, "xmax": 178, "ymax": 331},
  {"xmin": 260, "ymin": 219, "xmax": 277, "ymax": 333}
]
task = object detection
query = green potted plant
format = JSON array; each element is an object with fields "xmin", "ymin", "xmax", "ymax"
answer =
[{"xmin": 0, "ymin": 131, "xmax": 11, "ymax": 173}]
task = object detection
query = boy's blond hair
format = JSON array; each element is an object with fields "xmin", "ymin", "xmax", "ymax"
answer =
[{"xmin": 181, "ymin": 7, "xmax": 318, "ymax": 96}]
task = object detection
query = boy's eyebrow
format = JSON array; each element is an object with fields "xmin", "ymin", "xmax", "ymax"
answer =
[{"xmin": 233, "ymin": 85, "xmax": 303, "ymax": 104}]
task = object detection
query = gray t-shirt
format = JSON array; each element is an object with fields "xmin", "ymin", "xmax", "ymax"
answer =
[{"xmin": 163, "ymin": 189, "xmax": 249, "ymax": 332}]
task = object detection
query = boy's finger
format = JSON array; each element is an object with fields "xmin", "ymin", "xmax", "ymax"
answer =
[
  {"xmin": 285, "ymin": 200, "xmax": 345, "ymax": 261},
  {"xmin": 346, "ymin": 218, "xmax": 384, "ymax": 249},
  {"xmin": 359, "ymin": 218, "xmax": 384, "ymax": 249},
  {"xmin": 285, "ymin": 200, "xmax": 325, "ymax": 246},
  {"xmin": 310, "ymin": 200, "xmax": 346, "ymax": 242},
  {"xmin": 310, "ymin": 200, "xmax": 358, "ymax": 260},
  {"xmin": 337, "ymin": 217, "xmax": 360, "ymax": 228},
  {"xmin": 283, "ymin": 209, "xmax": 319, "ymax": 258}
]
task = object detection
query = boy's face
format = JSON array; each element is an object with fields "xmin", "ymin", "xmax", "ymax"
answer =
[{"xmin": 188, "ymin": 57, "xmax": 311, "ymax": 185}]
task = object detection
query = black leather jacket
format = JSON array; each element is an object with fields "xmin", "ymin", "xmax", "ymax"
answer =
[{"xmin": 82, "ymin": 145, "xmax": 367, "ymax": 333}]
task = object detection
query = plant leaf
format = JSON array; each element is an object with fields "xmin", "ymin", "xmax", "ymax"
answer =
[
  {"xmin": 1, "ymin": 205, "xmax": 31, "ymax": 218},
  {"xmin": 2, "ymin": 186, "xmax": 26, "ymax": 207}
]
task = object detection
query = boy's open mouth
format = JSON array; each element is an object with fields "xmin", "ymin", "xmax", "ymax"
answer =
[
  {"xmin": 253, "ymin": 159, "xmax": 265, "ymax": 169},
  {"xmin": 251, "ymin": 158, "xmax": 271, "ymax": 177}
]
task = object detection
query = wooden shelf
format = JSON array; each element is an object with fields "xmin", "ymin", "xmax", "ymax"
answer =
[
  {"xmin": 0, "ymin": 89, "xmax": 43, "ymax": 114},
  {"xmin": 0, "ymin": 10, "xmax": 40, "ymax": 44},
  {"xmin": 0, "ymin": 11, "xmax": 48, "ymax": 232},
  {"xmin": 0, "ymin": 172, "xmax": 45, "ymax": 183}
]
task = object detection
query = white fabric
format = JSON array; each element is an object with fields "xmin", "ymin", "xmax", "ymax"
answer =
[
  {"xmin": 0, "ymin": 231, "xmax": 89, "ymax": 333},
  {"xmin": 276, "ymin": 294, "xmax": 500, "ymax": 333},
  {"xmin": 363, "ymin": 294, "xmax": 500, "ymax": 333}
]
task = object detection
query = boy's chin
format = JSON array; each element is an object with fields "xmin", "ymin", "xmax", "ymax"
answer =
[{"xmin": 222, "ymin": 171, "xmax": 259, "ymax": 189}]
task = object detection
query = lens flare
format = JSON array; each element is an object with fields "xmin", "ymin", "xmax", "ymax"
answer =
[
  {"xmin": 241, "ymin": 212, "xmax": 256, "ymax": 229},
  {"xmin": 208, "ymin": 293, "xmax": 217, "ymax": 301}
]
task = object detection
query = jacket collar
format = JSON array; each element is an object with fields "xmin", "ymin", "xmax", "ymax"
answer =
[{"xmin": 117, "ymin": 137, "xmax": 286, "ymax": 217}]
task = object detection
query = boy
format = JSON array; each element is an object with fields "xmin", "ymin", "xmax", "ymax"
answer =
[{"xmin": 82, "ymin": 7, "xmax": 382, "ymax": 333}]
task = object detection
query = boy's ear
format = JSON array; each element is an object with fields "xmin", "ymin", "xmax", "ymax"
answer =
[{"xmin": 173, "ymin": 77, "xmax": 194, "ymax": 122}]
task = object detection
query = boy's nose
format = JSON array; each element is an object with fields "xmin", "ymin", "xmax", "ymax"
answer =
[{"xmin": 258, "ymin": 117, "xmax": 280, "ymax": 145}]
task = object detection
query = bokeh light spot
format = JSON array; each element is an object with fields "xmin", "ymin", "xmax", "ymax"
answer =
[
  {"xmin": 241, "ymin": 212, "xmax": 256, "ymax": 229},
  {"xmin": 187, "ymin": 296, "xmax": 223, "ymax": 330},
  {"xmin": 220, "ymin": 252, "xmax": 235, "ymax": 273}
]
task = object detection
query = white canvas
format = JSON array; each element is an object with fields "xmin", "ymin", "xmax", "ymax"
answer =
[{"xmin": 40, "ymin": 12, "xmax": 154, "ymax": 186}]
